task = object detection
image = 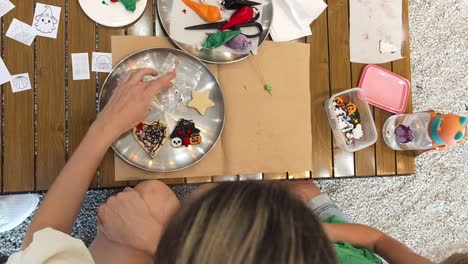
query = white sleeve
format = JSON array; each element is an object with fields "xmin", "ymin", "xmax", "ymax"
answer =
[{"xmin": 7, "ymin": 228, "xmax": 95, "ymax": 264}]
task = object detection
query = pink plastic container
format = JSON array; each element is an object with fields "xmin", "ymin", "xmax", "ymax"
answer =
[{"xmin": 358, "ymin": 65, "xmax": 410, "ymax": 114}]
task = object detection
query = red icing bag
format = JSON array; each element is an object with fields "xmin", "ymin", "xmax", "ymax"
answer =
[{"xmin": 221, "ymin": 6, "xmax": 254, "ymax": 31}]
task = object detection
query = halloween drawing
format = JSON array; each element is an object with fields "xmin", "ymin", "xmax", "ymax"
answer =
[
  {"xmin": 92, "ymin": 53, "xmax": 112, "ymax": 73},
  {"xmin": 35, "ymin": 6, "xmax": 58, "ymax": 34},
  {"xmin": 33, "ymin": 4, "xmax": 61, "ymax": 38},
  {"xmin": 10, "ymin": 74, "xmax": 32, "ymax": 93},
  {"xmin": 96, "ymin": 55, "xmax": 111, "ymax": 70}
]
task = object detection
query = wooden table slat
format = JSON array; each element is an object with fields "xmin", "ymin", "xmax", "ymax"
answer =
[
  {"xmin": 392, "ymin": 0, "xmax": 415, "ymax": 175},
  {"xmin": 36, "ymin": 0, "xmax": 67, "ymax": 190},
  {"xmin": 239, "ymin": 173, "xmax": 263, "ymax": 181},
  {"xmin": 159, "ymin": 178, "xmax": 186, "ymax": 184},
  {"xmin": 327, "ymin": 0, "xmax": 355, "ymax": 177},
  {"xmin": 68, "ymin": 0, "xmax": 98, "ymax": 187},
  {"xmin": 351, "ymin": 63, "xmax": 376, "ymax": 176},
  {"xmin": 3, "ymin": 2, "xmax": 35, "ymax": 192},
  {"xmin": 186, "ymin": 176, "xmax": 213, "ymax": 184},
  {"xmin": 307, "ymin": 9, "xmax": 333, "ymax": 178},
  {"xmin": 288, "ymin": 171, "xmax": 311, "ymax": 179},
  {"xmin": 213, "ymin": 175, "xmax": 239, "ymax": 182},
  {"xmin": 263, "ymin": 173, "xmax": 287, "ymax": 180},
  {"xmin": 374, "ymin": 63, "xmax": 397, "ymax": 176}
]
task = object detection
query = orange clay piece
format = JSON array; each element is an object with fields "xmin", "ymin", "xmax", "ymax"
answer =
[{"xmin": 182, "ymin": 0, "xmax": 222, "ymax": 22}]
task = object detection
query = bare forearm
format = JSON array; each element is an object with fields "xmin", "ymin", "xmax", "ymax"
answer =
[
  {"xmin": 322, "ymin": 223, "xmax": 382, "ymax": 251},
  {"xmin": 375, "ymin": 236, "xmax": 433, "ymax": 264},
  {"xmin": 23, "ymin": 121, "xmax": 117, "ymax": 248}
]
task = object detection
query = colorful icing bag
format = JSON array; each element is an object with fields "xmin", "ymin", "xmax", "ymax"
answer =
[
  {"xmin": 181, "ymin": 0, "xmax": 222, "ymax": 22},
  {"xmin": 221, "ymin": 6, "xmax": 254, "ymax": 30},
  {"xmin": 221, "ymin": 0, "xmax": 261, "ymax": 10},
  {"xmin": 225, "ymin": 34, "xmax": 252, "ymax": 50},
  {"xmin": 202, "ymin": 30, "xmax": 242, "ymax": 49}
]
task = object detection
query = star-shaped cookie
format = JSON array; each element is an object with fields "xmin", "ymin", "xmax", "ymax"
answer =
[{"xmin": 187, "ymin": 90, "xmax": 215, "ymax": 115}]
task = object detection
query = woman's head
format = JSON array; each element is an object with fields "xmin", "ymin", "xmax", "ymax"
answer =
[{"xmin": 155, "ymin": 181, "xmax": 336, "ymax": 264}]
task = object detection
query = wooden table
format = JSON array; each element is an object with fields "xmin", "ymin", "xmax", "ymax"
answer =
[{"xmin": 1, "ymin": 0, "xmax": 415, "ymax": 193}]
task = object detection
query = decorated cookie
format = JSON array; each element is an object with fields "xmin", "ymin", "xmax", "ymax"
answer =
[
  {"xmin": 170, "ymin": 119, "xmax": 202, "ymax": 148},
  {"xmin": 133, "ymin": 120, "xmax": 167, "ymax": 158},
  {"xmin": 187, "ymin": 90, "xmax": 215, "ymax": 115},
  {"xmin": 181, "ymin": 0, "xmax": 221, "ymax": 22}
]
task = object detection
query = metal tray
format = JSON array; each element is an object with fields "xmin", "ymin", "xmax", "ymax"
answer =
[
  {"xmin": 99, "ymin": 48, "xmax": 225, "ymax": 172},
  {"xmin": 157, "ymin": 0, "xmax": 273, "ymax": 64}
]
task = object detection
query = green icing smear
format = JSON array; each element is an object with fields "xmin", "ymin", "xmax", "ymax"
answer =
[
  {"xmin": 101, "ymin": 0, "xmax": 109, "ymax": 5},
  {"xmin": 202, "ymin": 30, "xmax": 242, "ymax": 49},
  {"xmin": 119, "ymin": 0, "xmax": 137, "ymax": 12}
]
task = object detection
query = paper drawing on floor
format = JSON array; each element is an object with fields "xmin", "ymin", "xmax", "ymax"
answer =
[
  {"xmin": 10, "ymin": 73, "xmax": 32, "ymax": 93},
  {"xmin": 6, "ymin": 18, "xmax": 36, "ymax": 46},
  {"xmin": 92, "ymin": 52, "xmax": 113, "ymax": 73},
  {"xmin": 72, "ymin": 53, "xmax": 91, "ymax": 80},
  {"xmin": 0, "ymin": 0, "xmax": 15, "ymax": 18},
  {"xmin": 33, "ymin": 3, "xmax": 61, "ymax": 38}
]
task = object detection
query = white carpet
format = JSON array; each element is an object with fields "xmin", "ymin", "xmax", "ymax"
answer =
[{"xmin": 317, "ymin": 0, "xmax": 468, "ymax": 261}]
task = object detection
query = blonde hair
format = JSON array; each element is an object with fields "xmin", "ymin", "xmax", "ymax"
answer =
[
  {"xmin": 155, "ymin": 182, "xmax": 336, "ymax": 264},
  {"xmin": 441, "ymin": 253, "xmax": 468, "ymax": 264}
]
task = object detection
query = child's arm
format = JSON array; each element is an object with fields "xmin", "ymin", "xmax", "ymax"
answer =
[
  {"xmin": 322, "ymin": 223, "xmax": 433, "ymax": 264},
  {"xmin": 22, "ymin": 70, "xmax": 175, "ymax": 249}
]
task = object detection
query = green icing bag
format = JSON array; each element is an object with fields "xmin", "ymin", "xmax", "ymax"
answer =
[
  {"xmin": 119, "ymin": 0, "xmax": 137, "ymax": 12},
  {"xmin": 202, "ymin": 30, "xmax": 242, "ymax": 49}
]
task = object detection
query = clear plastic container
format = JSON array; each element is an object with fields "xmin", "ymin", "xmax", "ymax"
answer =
[{"xmin": 325, "ymin": 88, "xmax": 378, "ymax": 152}]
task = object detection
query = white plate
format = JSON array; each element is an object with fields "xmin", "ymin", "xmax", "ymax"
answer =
[{"xmin": 79, "ymin": 0, "xmax": 147, "ymax": 27}]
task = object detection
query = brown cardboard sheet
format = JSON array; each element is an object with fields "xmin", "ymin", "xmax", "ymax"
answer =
[{"xmin": 112, "ymin": 36, "xmax": 312, "ymax": 181}]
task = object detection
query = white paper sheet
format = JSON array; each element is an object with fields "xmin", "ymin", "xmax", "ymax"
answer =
[
  {"xmin": 0, "ymin": 57, "xmax": 11, "ymax": 86},
  {"xmin": 349, "ymin": 0, "xmax": 403, "ymax": 64},
  {"xmin": 169, "ymin": 0, "xmax": 262, "ymax": 55},
  {"xmin": 6, "ymin": 18, "xmax": 36, "ymax": 46},
  {"xmin": 92, "ymin": 52, "xmax": 112, "ymax": 73},
  {"xmin": 33, "ymin": 3, "xmax": 61, "ymax": 39},
  {"xmin": 10, "ymin": 73, "xmax": 32, "ymax": 93},
  {"xmin": 72, "ymin": 53, "xmax": 90, "ymax": 80},
  {"xmin": 0, "ymin": 0, "xmax": 14, "ymax": 18},
  {"xmin": 270, "ymin": 0, "xmax": 327, "ymax": 42}
]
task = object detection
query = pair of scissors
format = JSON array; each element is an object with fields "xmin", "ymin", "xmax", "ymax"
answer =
[{"xmin": 184, "ymin": 9, "xmax": 263, "ymax": 38}]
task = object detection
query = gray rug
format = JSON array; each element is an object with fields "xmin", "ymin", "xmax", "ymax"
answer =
[{"xmin": 1, "ymin": 0, "xmax": 467, "ymax": 261}]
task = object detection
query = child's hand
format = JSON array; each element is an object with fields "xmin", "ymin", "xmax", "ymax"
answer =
[{"xmin": 96, "ymin": 68, "xmax": 176, "ymax": 141}]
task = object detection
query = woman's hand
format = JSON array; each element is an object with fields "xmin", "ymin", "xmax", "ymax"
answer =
[
  {"xmin": 95, "ymin": 68, "xmax": 176, "ymax": 142},
  {"xmin": 98, "ymin": 187, "xmax": 163, "ymax": 255}
]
